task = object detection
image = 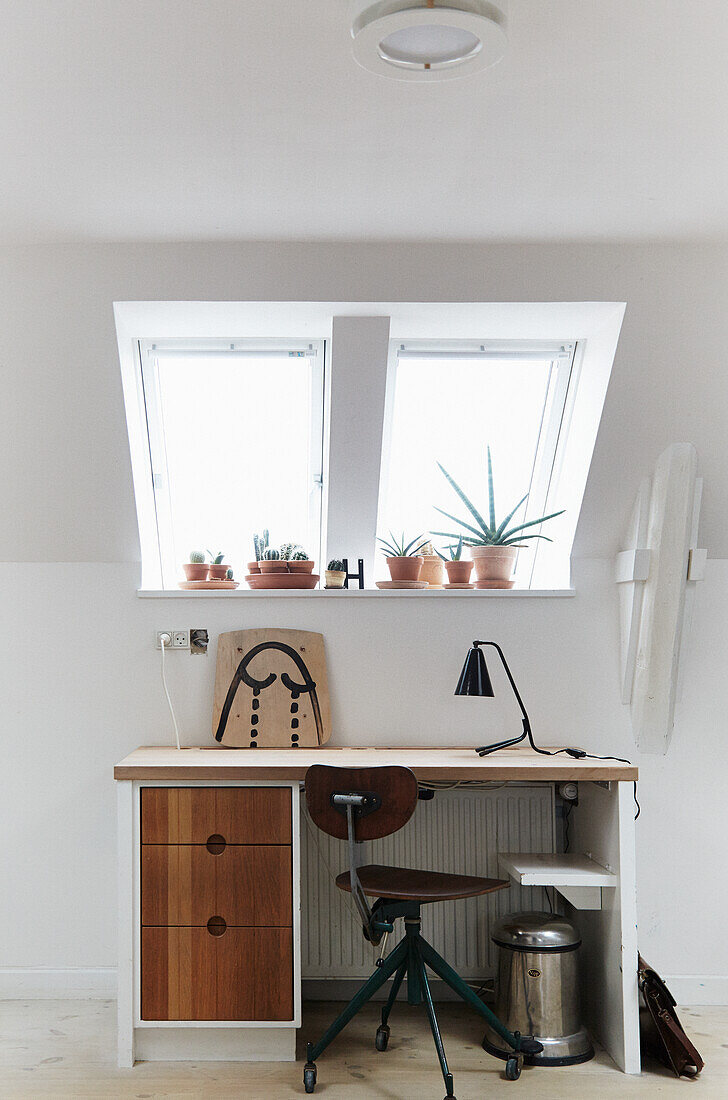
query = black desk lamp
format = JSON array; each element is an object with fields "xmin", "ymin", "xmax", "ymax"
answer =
[{"xmin": 455, "ymin": 640, "xmax": 548, "ymax": 758}]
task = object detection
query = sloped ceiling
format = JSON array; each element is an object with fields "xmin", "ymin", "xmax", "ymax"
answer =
[{"xmin": 0, "ymin": 0, "xmax": 727, "ymax": 242}]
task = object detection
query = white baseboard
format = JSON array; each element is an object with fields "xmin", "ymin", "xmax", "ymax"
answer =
[
  {"xmin": 2, "ymin": 968, "xmax": 726, "ymax": 1006},
  {"xmin": 0, "ymin": 968, "xmax": 116, "ymax": 999},
  {"xmin": 664, "ymin": 975, "xmax": 728, "ymax": 1006}
]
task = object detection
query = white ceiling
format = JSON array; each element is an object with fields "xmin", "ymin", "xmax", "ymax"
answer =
[{"xmin": 1, "ymin": 1, "xmax": 727, "ymax": 243}]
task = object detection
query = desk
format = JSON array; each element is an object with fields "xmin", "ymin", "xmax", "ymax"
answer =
[{"xmin": 115, "ymin": 746, "xmax": 639, "ymax": 1073}]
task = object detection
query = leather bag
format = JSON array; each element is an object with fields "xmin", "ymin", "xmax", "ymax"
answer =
[{"xmin": 638, "ymin": 955, "xmax": 704, "ymax": 1077}]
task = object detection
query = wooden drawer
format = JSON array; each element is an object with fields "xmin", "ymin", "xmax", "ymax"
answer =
[
  {"xmin": 141, "ymin": 844, "xmax": 292, "ymax": 927},
  {"xmin": 141, "ymin": 787, "xmax": 292, "ymax": 844},
  {"xmin": 141, "ymin": 926, "xmax": 293, "ymax": 1021}
]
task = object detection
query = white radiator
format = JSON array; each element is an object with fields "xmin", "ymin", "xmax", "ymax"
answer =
[{"xmin": 301, "ymin": 785, "xmax": 555, "ymax": 982}]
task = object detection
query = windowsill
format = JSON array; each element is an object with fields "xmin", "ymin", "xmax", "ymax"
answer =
[{"xmin": 137, "ymin": 588, "xmax": 575, "ymax": 598}]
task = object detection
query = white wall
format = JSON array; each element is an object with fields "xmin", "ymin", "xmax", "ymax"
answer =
[{"xmin": 1, "ymin": 242, "xmax": 726, "ymax": 1002}]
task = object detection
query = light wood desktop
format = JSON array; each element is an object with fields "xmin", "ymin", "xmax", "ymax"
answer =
[{"xmin": 115, "ymin": 745, "xmax": 639, "ymax": 1073}]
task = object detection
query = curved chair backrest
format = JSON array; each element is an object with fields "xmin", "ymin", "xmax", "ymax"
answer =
[{"xmin": 305, "ymin": 764, "xmax": 419, "ymax": 841}]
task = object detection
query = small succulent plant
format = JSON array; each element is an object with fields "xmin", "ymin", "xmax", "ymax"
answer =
[
  {"xmin": 189, "ymin": 550, "xmax": 205, "ymax": 564},
  {"xmin": 279, "ymin": 542, "xmax": 295, "ymax": 560},
  {"xmin": 226, "ymin": 567, "xmax": 234, "ymax": 580},
  {"xmin": 377, "ymin": 531, "xmax": 430, "ymax": 558},
  {"xmin": 207, "ymin": 549, "xmax": 225, "ymax": 564},
  {"xmin": 263, "ymin": 547, "xmax": 280, "ymax": 560},
  {"xmin": 327, "ymin": 559, "xmax": 345, "ymax": 571},
  {"xmin": 436, "ymin": 535, "xmax": 464, "ymax": 562},
  {"xmin": 290, "ymin": 548, "xmax": 309, "ymax": 561}
]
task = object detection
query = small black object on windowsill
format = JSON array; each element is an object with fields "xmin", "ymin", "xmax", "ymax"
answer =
[
  {"xmin": 342, "ymin": 557, "xmax": 365, "ymax": 590},
  {"xmin": 455, "ymin": 640, "xmax": 549, "ymax": 757}
]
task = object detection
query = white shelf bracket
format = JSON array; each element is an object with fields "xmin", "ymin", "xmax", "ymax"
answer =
[{"xmin": 557, "ymin": 885, "xmax": 603, "ymax": 910}]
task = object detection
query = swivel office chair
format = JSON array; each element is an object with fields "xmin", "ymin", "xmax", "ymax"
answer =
[{"xmin": 303, "ymin": 764, "xmax": 543, "ymax": 1097}]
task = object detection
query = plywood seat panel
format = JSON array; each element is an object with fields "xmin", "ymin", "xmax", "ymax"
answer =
[{"xmin": 336, "ymin": 863, "xmax": 509, "ymax": 902}]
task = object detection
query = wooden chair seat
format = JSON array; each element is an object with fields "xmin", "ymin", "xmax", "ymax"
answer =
[{"xmin": 336, "ymin": 863, "xmax": 509, "ymax": 903}]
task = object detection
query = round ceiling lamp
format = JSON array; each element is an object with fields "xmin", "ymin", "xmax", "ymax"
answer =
[{"xmin": 351, "ymin": 1, "xmax": 507, "ymax": 82}]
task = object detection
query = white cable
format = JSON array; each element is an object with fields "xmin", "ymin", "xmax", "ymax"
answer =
[{"xmin": 159, "ymin": 634, "xmax": 181, "ymax": 750}]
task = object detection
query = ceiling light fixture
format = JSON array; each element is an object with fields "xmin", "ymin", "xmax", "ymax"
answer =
[{"xmin": 351, "ymin": 1, "xmax": 507, "ymax": 82}]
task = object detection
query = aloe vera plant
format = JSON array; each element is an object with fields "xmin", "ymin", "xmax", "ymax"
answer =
[
  {"xmin": 436, "ymin": 535, "xmax": 464, "ymax": 561},
  {"xmin": 432, "ymin": 447, "xmax": 564, "ymax": 547},
  {"xmin": 377, "ymin": 531, "xmax": 429, "ymax": 558},
  {"xmin": 207, "ymin": 549, "xmax": 225, "ymax": 564}
]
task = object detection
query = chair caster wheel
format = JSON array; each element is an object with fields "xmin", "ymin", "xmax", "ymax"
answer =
[
  {"xmin": 375, "ymin": 1024, "xmax": 390, "ymax": 1051},
  {"xmin": 303, "ymin": 1061, "xmax": 317, "ymax": 1093},
  {"xmin": 505, "ymin": 1054, "xmax": 522, "ymax": 1080}
]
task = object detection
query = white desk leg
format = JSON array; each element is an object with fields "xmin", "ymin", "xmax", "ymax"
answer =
[
  {"xmin": 572, "ymin": 780, "xmax": 640, "ymax": 1073},
  {"xmin": 117, "ymin": 780, "xmax": 135, "ymax": 1068}
]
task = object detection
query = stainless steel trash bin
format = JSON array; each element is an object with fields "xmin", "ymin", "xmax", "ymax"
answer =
[{"xmin": 482, "ymin": 911, "xmax": 594, "ymax": 1066}]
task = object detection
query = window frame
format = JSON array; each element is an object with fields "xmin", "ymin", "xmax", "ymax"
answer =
[
  {"xmin": 378, "ymin": 339, "xmax": 577, "ymax": 587},
  {"xmin": 137, "ymin": 337, "xmax": 325, "ymax": 589}
]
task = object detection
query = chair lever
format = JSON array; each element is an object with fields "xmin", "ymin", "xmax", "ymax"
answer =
[{"xmin": 375, "ymin": 930, "xmax": 390, "ymax": 967}]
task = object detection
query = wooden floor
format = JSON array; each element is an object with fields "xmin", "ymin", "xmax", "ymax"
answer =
[{"xmin": 0, "ymin": 998, "xmax": 725, "ymax": 1098}]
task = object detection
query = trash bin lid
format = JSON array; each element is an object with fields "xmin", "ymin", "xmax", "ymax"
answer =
[{"xmin": 492, "ymin": 911, "xmax": 581, "ymax": 951}]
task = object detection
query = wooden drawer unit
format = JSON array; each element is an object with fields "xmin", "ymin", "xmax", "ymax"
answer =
[
  {"xmin": 141, "ymin": 844, "xmax": 292, "ymax": 926},
  {"xmin": 141, "ymin": 927, "xmax": 293, "ymax": 1021},
  {"xmin": 140, "ymin": 786, "xmax": 293, "ymax": 1022},
  {"xmin": 141, "ymin": 786, "xmax": 292, "ymax": 844}
]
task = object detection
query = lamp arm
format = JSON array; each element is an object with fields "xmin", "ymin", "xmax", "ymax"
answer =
[
  {"xmin": 472, "ymin": 639, "xmax": 553, "ymax": 757},
  {"xmin": 475, "ymin": 641, "xmax": 531, "ymax": 732}
]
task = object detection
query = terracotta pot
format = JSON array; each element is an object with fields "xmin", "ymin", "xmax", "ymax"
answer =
[
  {"xmin": 247, "ymin": 561, "xmax": 261, "ymax": 574},
  {"xmin": 419, "ymin": 555, "xmax": 445, "ymax": 588},
  {"xmin": 325, "ymin": 569, "xmax": 346, "ymax": 588},
  {"xmin": 207, "ymin": 563, "xmax": 228, "ymax": 580},
  {"xmin": 287, "ymin": 560, "xmax": 315, "ymax": 574},
  {"xmin": 445, "ymin": 560, "xmax": 473, "ymax": 584},
  {"xmin": 183, "ymin": 562, "xmax": 208, "ymax": 581},
  {"xmin": 386, "ymin": 556, "xmax": 423, "ymax": 582},
  {"xmin": 469, "ymin": 545, "xmax": 518, "ymax": 587},
  {"xmin": 259, "ymin": 559, "xmax": 289, "ymax": 573}
]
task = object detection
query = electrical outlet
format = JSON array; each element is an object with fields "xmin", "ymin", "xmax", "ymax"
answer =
[{"xmin": 156, "ymin": 630, "xmax": 190, "ymax": 650}]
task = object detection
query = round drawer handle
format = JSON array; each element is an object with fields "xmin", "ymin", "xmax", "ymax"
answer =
[
  {"xmin": 207, "ymin": 915, "xmax": 227, "ymax": 937},
  {"xmin": 206, "ymin": 834, "xmax": 226, "ymax": 854}
]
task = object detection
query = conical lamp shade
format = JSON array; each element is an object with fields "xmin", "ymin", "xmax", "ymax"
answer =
[{"xmin": 454, "ymin": 645, "xmax": 494, "ymax": 697}]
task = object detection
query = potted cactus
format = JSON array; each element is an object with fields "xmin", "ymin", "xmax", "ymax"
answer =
[
  {"xmin": 287, "ymin": 547, "xmax": 315, "ymax": 574},
  {"xmin": 251, "ymin": 530, "xmax": 271, "ymax": 573},
  {"xmin": 377, "ymin": 531, "xmax": 429, "ymax": 582},
  {"xmin": 432, "ymin": 447, "xmax": 564, "ymax": 589},
  {"xmin": 260, "ymin": 547, "xmax": 286, "ymax": 573},
  {"xmin": 325, "ymin": 559, "xmax": 347, "ymax": 588},
  {"xmin": 183, "ymin": 550, "xmax": 208, "ymax": 582},
  {"xmin": 436, "ymin": 536, "xmax": 473, "ymax": 585},
  {"xmin": 207, "ymin": 550, "xmax": 227, "ymax": 580}
]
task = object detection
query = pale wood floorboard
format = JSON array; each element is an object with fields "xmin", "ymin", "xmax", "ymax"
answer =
[{"xmin": 0, "ymin": 999, "xmax": 725, "ymax": 1098}]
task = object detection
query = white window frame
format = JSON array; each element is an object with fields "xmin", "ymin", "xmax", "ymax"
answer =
[
  {"xmin": 379, "ymin": 340, "xmax": 577, "ymax": 587},
  {"xmin": 115, "ymin": 300, "xmax": 624, "ymax": 593},
  {"xmin": 137, "ymin": 337, "xmax": 325, "ymax": 590}
]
